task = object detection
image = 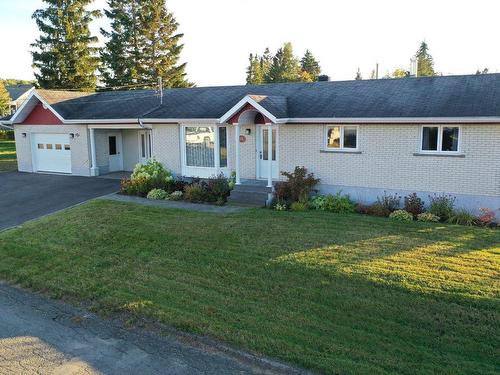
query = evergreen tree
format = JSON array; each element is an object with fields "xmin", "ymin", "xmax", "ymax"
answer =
[
  {"xmin": 476, "ymin": 68, "xmax": 489, "ymax": 75},
  {"xmin": 415, "ymin": 41, "xmax": 436, "ymax": 77},
  {"xmin": 267, "ymin": 42, "xmax": 302, "ymax": 83},
  {"xmin": 246, "ymin": 53, "xmax": 265, "ymax": 84},
  {"xmin": 0, "ymin": 81, "xmax": 11, "ymax": 117},
  {"xmin": 301, "ymin": 50, "xmax": 321, "ymax": 81},
  {"xmin": 32, "ymin": 0, "xmax": 101, "ymax": 91},
  {"xmin": 139, "ymin": 0, "xmax": 191, "ymax": 88},
  {"xmin": 355, "ymin": 68, "xmax": 362, "ymax": 80}
]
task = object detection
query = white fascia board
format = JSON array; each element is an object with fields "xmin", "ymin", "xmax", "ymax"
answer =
[
  {"xmin": 219, "ymin": 95, "xmax": 278, "ymax": 124},
  {"xmin": 281, "ymin": 117, "xmax": 500, "ymax": 124},
  {"xmin": 9, "ymin": 91, "xmax": 66, "ymax": 124}
]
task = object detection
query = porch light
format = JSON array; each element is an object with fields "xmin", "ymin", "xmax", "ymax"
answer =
[
  {"xmin": 70, "ymin": 133, "xmax": 75, "ymax": 139},
  {"xmin": 22, "ymin": 133, "xmax": 27, "ymax": 138},
  {"xmin": 245, "ymin": 128, "xmax": 251, "ymax": 135}
]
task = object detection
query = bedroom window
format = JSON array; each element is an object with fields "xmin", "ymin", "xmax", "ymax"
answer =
[
  {"xmin": 325, "ymin": 126, "xmax": 358, "ymax": 150},
  {"xmin": 421, "ymin": 126, "xmax": 460, "ymax": 153}
]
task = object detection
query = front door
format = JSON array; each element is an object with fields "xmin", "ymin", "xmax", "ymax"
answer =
[
  {"xmin": 108, "ymin": 133, "xmax": 123, "ymax": 172},
  {"xmin": 257, "ymin": 126, "xmax": 278, "ymax": 179}
]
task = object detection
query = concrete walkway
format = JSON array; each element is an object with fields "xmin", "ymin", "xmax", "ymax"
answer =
[
  {"xmin": 101, "ymin": 193, "xmax": 246, "ymax": 213},
  {"xmin": 0, "ymin": 282, "xmax": 306, "ymax": 375}
]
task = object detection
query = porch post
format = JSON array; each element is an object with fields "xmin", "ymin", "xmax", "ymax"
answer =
[
  {"xmin": 214, "ymin": 125, "xmax": 220, "ymax": 175},
  {"xmin": 266, "ymin": 123, "xmax": 273, "ymax": 188},
  {"xmin": 89, "ymin": 128, "xmax": 99, "ymax": 176},
  {"xmin": 234, "ymin": 123, "xmax": 241, "ymax": 185}
]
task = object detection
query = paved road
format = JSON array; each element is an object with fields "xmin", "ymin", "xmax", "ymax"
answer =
[
  {"xmin": 0, "ymin": 283, "xmax": 300, "ymax": 375},
  {"xmin": 0, "ymin": 172, "xmax": 120, "ymax": 231}
]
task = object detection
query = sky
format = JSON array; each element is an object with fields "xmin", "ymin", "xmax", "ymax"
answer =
[{"xmin": 1, "ymin": 0, "xmax": 500, "ymax": 87}]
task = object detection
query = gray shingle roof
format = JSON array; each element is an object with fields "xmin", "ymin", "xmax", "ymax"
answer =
[
  {"xmin": 35, "ymin": 74, "xmax": 500, "ymax": 121},
  {"xmin": 6, "ymin": 85, "xmax": 34, "ymax": 101}
]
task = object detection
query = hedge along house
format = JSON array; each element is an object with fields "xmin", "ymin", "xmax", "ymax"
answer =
[{"xmin": 3, "ymin": 74, "xmax": 500, "ymax": 211}]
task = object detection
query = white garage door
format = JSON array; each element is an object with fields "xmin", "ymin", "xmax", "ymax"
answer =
[{"xmin": 32, "ymin": 133, "xmax": 72, "ymax": 174}]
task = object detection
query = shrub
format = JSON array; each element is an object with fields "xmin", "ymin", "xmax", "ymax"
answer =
[
  {"xmin": 389, "ymin": 210, "xmax": 414, "ymax": 222},
  {"xmin": 429, "ymin": 194, "xmax": 456, "ymax": 222},
  {"xmin": 404, "ymin": 193, "xmax": 425, "ymax": 218},
  {"xmin": 311, "ymin": 193, "xmax": 355, "ymax": 213},
  {"xmin": 274, "ymin": 166, "xmax": 320, "ymax": 204},
  {"xmin": 417, "ymin": 212, "xmax": 440, "ymax": 222},
  {"xmin": 168, "ymin": 191, "xmax": 183, "ymax": 201},
  {"xmin": 377, "ymin": 191, "xmax": 401, "ymax": 212},
  {"xmin": 290, "ymin": 201, "xmax": 309, "ymax": 211},
  {"xmin": 477, "ymin": 208, "xmax": 497, "ymax": 226},
  {"xmin": 121, "ymin": 159, "xmax": 174, "ymax": 196},
  {"xmin": 183, "ymin": 183, "xmax": 208, "ymax": 203},
  {"xmin": 120, "ymin": 176, "xmax": 152, "ymax": 197},
  {"xmin": 228, "ymin": 170, "xmax": 237, "ymax": 189},
  {"xmin": 205, "ymin": 173, "xmax": 232, "ymax": 203},
  {"xmin": 274, "ymin": 202, "xmax": 288, "ymax": 211},
  {"xmin": 448, "ymin": 210, "xmax": 478, "ymax": 226},
  {"xmin": 355, "ymin": 203, "xmax": 370, "ymax": 215},
  {"xmin": 366, "ymin": 203, "xmax": 392, "ymax": 217},
  {"xmin": 147, "ymin": 188, "xmax": 167, "ymax": 200}
]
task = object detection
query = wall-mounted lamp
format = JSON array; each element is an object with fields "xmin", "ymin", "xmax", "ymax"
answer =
[
  {"xmin": 245, "ymin": 128, "xmax": 251, "ymax": 136},
  {"xmin": 70, "ymin": 133, "xmax": 75, "ymax": 139},
  {"xmin": 22, "ymin": 133, "xmax": 27, "ymax": 138}
]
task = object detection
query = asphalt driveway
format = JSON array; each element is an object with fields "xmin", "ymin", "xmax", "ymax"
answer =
[{"xmin": 0, "ymin": 172, "xmax": 120, "ymax": 231}]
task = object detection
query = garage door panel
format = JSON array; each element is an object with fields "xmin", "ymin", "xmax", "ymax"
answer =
[{"xmin": 33, "ymin": 133, "xmax": 72, "ymax": 174}]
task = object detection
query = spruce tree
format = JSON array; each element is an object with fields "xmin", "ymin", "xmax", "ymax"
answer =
[
  {"xmin": 246, "ymin": 54, "xmax": 265, "ymax": 84},
  {"xmin": 0, "ymin": 81, "xmax": 11, "ymax": 117},
  {"xmin": 415, "ymin": 41, "xmax": 436, "ymax": 77},
  {"xmin": 301, "ymin": 50, "xmax": 321, "ymax": 81},
  {"xmin": 267, "ymin": 42, "xmax": 302, "ymax": 83},
  {"xmin": 32, "ymin": 0, "xmax": 101, "ymax": 91}
]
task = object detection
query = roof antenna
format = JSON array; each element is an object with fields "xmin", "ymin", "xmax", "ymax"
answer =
[{"xmin": 158, "ymin": 77, "xmax": 163, "ymax": 105}]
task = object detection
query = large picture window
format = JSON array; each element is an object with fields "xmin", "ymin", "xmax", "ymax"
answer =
[
  {"xmin": 421, "ymin": 126, "xmax": 460, "ymax": 153},
  {"xmin": 325, "ymin": 126, "xmax": 358, "ymax": 150},
  {"xmin": 184, "ymin": 126, "xmax": 228, "ymax": 169}
]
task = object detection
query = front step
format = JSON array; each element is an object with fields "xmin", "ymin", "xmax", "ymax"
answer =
[{"xmin": 228, "ymin": 183, "xmax": 273, "ymax": 207}]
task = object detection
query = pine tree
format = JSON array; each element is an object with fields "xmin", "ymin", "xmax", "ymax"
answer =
[
  {"xmin": 0, "ymin": 81, "xmax": 11, "ymax": 117},
  {"xmin": 32, "ymin": 0, "xmax": 101, "ymax": 91},
  {"xmin": 246, "ymin": 54, "xmax": 265, "ymax": 84},
  {"xmin": 301, "ymin": 50, "xmax": 321, "ymax": 81},
  {"xmin": 267, "ymin": 42, "xmax": 302, "ymax": 83},
  {"xmin": 355, "ymin": 68, "xmax": 362, "ymax": 80},
  {"xmin": 415, "ymin": 41, "xmax": 436, "ymax": 77},
  {"xmin": 139, "ymin": 0, "xmax": 192, "ymax": 88}
]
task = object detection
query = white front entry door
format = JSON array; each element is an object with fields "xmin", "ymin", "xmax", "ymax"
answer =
[
  {"xmin": 257, "ymin": 126, "xmax": 279, "ymax": 179},
  {"xmin": 32, "ymin": 133, "xmax": 72, "ymax": 174},
  {"xmin": 108, "ymin": 133, "xmax": 123, "ymax": 172}
]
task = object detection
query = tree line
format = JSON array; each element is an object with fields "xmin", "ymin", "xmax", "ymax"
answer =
[{"xmin": 31, "ymin": 0, "xmax": 190, "ymax": 91}]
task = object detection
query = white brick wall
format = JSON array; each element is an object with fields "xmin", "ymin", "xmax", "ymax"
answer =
[
  {"xmin": 279, "ymin": 124, "xmax": 500, "ymax": 197},
  {"xmin": 14, "ymin": 124, "xmax": 90, "ymax": 176},
  {"xmin": 152, "ymin": 124, "xmax": 181, "ymax": 175}
]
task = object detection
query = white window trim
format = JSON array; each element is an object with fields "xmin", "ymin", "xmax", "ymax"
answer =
[
  {"xmin": 419, "ymin": 125, "xmax": 462, "ymax": 154},
  {"xmin": 323, "ymin": 125, "xmax": 359, "ymax": 151}
]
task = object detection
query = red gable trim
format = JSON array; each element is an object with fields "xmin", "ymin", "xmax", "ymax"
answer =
[
  {"xmin": 21, "ymin": 103, "xmax": 63, "ymax": 125},
  {"xmin": 228, "ymin": 103, "xmax": 271, "ymax": 124}
]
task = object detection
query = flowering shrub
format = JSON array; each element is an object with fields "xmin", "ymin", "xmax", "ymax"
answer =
[
  {"xmin": 429, "ymin": 194, "xmax": 456, "ymax": 222},
  {"xmin": 377, "ymin": 191, "xmax": 401, "ymax": 212},
  {"xmin": 274, "ymin": 202, "xmax": 288, "ymax": 211},
  {"xmin": 404, "ymin": 193, "xmax": 425, "ymax": 218},
  {"xmin": 389, "ymin": 210, "xmax": 414, "ymax": 222},
  {"xmin": 366, "ymin": 203, "xmax": 391, "ymax": 217},
  {"xmin": 477, "ymin": 208, "xmax": 497, "ymax": 226},
  {"xmin": 168, "ymin": 191, "xmax": 183, "ymax": 201},
  {"xmin": 183, "ymin": 183, "xmax": 208, "ymax": 203},
  {"xmin": 311, "ymin": 193, "xmax": 355, "ymax": 213},
  {"xmin": 417, "ymin": 212, "xmax": 440, "ymax": 222},
  {"xmin": 147, "ymin": 188, "xmax": 168, "ymax": 200},
  {"xmin": 132, "ymin": 159, "xmax": 173, "ymax": 184}
]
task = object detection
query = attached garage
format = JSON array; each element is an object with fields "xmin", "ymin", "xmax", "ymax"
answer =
[{"xmin": 32, "ymin": 133, "xmax": 72, "ymax": 174}]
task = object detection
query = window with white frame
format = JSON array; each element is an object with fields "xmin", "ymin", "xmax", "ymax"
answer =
[
  {"xmin": 325, "ymin": 126, "xmax": 358, "ymax": 150},
  {"xmin": 184, "ymin": 126, "xmax": 227, "ymax": 168},
  {"xmin": 421, "ymin": 125, "xmax": 460, "ymax": 153}
]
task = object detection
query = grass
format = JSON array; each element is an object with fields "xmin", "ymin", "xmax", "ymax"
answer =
[
  {"xmin": 0, "ymin": 140, "xmax": 17, "ymax": 172},
  {"xmin": 0, "ymin": 200, "xmax": 498, "ymax": 374}
]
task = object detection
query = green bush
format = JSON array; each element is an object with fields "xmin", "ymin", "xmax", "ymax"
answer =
[
  {"xmin": 290, "ymin": 201, "xmax": 309, "ymax": 211},
  {"xmin": 404, "ymin": 193, "xmax": 425, "ymax": 218},
  {"xmin": 448, "ymin": 210, "xmax": 478, "ymax": 226},
  {"xmin": 120, "ymin": 176, "xmax": 152, "ymax": 197},
  {"xmin": 205, "ymin": 173, "xmax": 232, "ymax": 203},
  {"xmin": 121, "ymin": 159, "xmax": 174, "ymax": 197},
  {"xmin": 429, "ymin": 194, "xmax": 456, "ymax": 222},
  {"xmin": 184, "ymin": 183, "xmax": 208, "ymax": 203},
  {"xmin": 168, "ymin": 191, "xmax": 183, "ymax": 201},
  {"xmin": 389, "ymin": 210, "xmax": 414, "ymax": 222},
  {"xmin": 417, "ymin": 212, "xmax": 440, "ymax": 222},
  {"xmin": 147, "ymin": 188, "xmax": 168, "ymax": 200},
  {"xmin": 274, "ymin": 166, "xmax": 320, "ymax": 204},
  {"xmin": 311, "ymin": 193, "xmax": 355, "ymax": 214}
]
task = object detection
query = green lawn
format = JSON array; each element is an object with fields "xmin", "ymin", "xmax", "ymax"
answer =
[
  {"xmin": 0, "ymin": 140, "xmax": 17, "ymax": 172},
  {"xmin": 0, "ymin": 200, "xmax": 498, "ymax": 375}
]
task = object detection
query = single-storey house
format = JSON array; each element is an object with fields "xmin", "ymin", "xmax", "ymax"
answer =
[{"xmin": 2, "ymin": 74, "xmax": 499, "ymax": 211}]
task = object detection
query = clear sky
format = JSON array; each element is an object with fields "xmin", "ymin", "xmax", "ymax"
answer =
[{"xmin": 1, "ymin": 0, "xmax": 500, "ymax": 86}]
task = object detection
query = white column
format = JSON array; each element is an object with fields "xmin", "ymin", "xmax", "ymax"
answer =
[
  {"xmin": 267, "ymin": 123, "xmax": 273, "ymax": 188},
  {"xmin": 214, "ymin": 125, "xmax": 220, "ymax": 175},
  {"xmin": 234, "ymin": 123, "xmax": 241, "ymax": 185},
  {"xmin": 89, "ymin": 128, "xmax": 99, "ymax": 176}
]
